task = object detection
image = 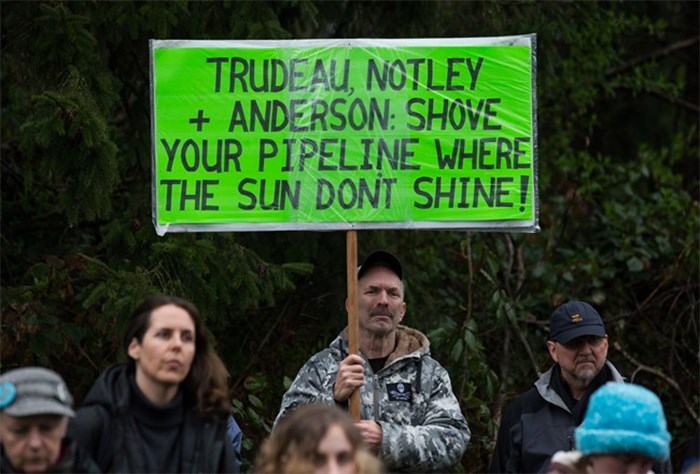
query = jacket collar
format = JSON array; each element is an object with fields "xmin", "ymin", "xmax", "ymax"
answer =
[
  {"xmin": 534, "ymin": 360, "xmax": 625, "ymax": 413},
  {"xmin": 334, "ymin": 325, "xmax": 430, "ymax": 365}
]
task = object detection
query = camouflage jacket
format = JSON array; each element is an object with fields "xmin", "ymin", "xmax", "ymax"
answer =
[{"xmin": 275, "ymin": 325, "xmax": 471, "ymax": 472}]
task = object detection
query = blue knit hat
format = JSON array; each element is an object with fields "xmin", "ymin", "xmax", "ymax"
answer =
[{"xmin": 575, "ymin": 383, "xmax": 671, "ymax": 461}]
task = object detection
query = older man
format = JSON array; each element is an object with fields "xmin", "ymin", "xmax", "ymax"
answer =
[
  {"xmin": 490, "ymin": 301, "xmax": 625, "ymax": 473},
  {"xmin": 0, "ymin": 367, "xmax": 98, "ymax": 473},
  {"xmin": 275, "ymin": 250, "xmax": 470, "ymax": 473}
]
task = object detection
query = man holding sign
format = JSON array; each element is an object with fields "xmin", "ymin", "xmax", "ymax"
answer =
[{"xmin": 274, "ymin": 250, "xmax": 470, "ymax": 472}]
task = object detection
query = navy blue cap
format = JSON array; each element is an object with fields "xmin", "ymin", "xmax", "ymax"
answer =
[
  {"xmin": 358, "ymin": 250, "xmax": 403, "ymax": 281},
  {"xmin": 549, "ymin": 301, "xmax": 606, "ymax": 344}
]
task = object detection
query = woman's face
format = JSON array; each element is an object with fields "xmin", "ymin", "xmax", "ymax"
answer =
[
  {"xmin": 314, "ymin": 424, "xmax": 356, "ymax": 474},
  {"xmin": 588, "ymin": 453, "xmax": 654, "ymax": 474},
  {"xmin": 128, "ymin": 304, "xmax": 196, "ymax": 388}
]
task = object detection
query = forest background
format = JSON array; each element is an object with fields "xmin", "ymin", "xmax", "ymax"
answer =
[{"xmin": 1, "ymin": 1, "xmax": 698, "ymax": 472}]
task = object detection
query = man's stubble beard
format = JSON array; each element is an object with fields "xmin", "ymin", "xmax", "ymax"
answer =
[{"xmin": 573, "ymin": 367, "xmax": 597, "ymax": 384}]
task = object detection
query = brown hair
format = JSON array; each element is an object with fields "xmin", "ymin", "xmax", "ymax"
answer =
[
  {"xmin": 123, "ymin": 295, "xmax": 231, "ymax": 420},
  {"xmin": 254, "ymin": 404, "xmax": 383, "ymax": 474}
]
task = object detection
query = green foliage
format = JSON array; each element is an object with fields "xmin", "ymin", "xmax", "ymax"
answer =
[{"xmin": 1, "ymin": 2, "xmax": 697, "ymax": 472}]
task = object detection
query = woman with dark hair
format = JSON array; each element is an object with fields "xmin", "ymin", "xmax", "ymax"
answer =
[
  {"xmin": 254, "ymin": 404, "xmax": 383, "ymax": 474},
  {"xmin": 68, "ymin": 295, "xmax": 238, "ymax": 473}
]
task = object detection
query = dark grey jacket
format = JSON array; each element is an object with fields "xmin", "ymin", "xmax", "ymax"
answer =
[{"xmin": 490, "ymin": 361, "xmax": 625, "ymax": 474}]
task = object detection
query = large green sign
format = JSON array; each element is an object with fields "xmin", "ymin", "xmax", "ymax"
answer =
[{"xmin": 150, "ymin": 36, "xmax": 538, "ymax": 235}]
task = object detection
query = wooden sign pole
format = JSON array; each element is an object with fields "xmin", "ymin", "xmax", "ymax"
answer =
[{"xmin": 346, "ymin": 230, "xmax": 361, "ymax": 422}]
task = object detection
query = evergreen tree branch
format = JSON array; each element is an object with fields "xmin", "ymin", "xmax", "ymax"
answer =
[{"xmin": 605, "ymin": 37, "xmax": 699, "ymax": 77}]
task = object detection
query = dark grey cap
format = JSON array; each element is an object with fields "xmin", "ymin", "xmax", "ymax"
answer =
[
  {"xmin": 0, "ymin": 367, "xmax": 75, "ymax": 418},
  {"xmin": 358, "ymin": 250, "xmax": 403, "ymax": 280}
]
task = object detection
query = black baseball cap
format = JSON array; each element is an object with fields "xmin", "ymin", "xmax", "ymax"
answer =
[
  {"xmin": 548, "ymin": 301, "xmax": 606, "ymax": 344},
  {"xmin": 357, "ymin": 250, "xmax": 403, "ymax": 280}
]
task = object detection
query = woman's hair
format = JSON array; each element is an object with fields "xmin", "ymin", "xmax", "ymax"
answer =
[
  {"xmin": 122, "ymin": 295, "xmax": 231, "ymax": 420},
  {"xmin": 254, "ymin": 404, "xmax": 383, "ymax": 474}
]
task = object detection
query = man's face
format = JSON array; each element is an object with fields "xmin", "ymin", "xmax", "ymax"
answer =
[
  {"xmin": 547, "ymin": 335, "xmax": 609, "ymax": 387},
  {"xmin": 0, "ymin": 414, "xmax": 68, "ymax": 473},
  {"xmin": 354, "ymin": 266, "xmax": 406, "ymax": 337}
]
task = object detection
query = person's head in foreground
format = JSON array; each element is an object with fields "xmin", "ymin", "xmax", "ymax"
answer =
[
  {"xmin": 255, "ymin": 404, "xmax": 383, "ymax": 474},
  {"xmin": 0, "ymin": 367, "xmax": 75, "ymax": 473},
  {"xmin": 575, "ymin": 382, "xmax": 671, "ymax": 474}
]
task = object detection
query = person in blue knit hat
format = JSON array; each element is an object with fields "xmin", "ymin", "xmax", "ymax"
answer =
[{"xmin": 547, "ymin": 382, "xmax": 671, "ymax": 474}]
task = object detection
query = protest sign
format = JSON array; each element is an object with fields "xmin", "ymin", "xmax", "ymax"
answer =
[{"xmin": 151, "ymin": 36, "xmax": 538, "ymax": 235}]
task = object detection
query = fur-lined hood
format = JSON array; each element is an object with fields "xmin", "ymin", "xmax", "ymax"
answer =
[{"xmin": 336, "ymin": 324, "xmax": 430, "ymax": 365}]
